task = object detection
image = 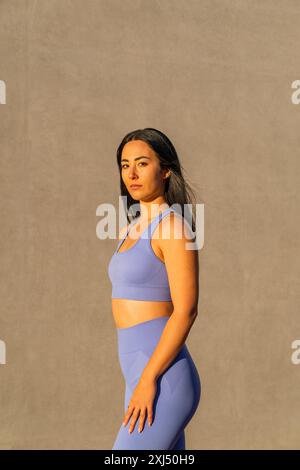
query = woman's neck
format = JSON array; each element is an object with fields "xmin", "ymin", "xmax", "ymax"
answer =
[{"xmin": 139, "ymin": 199, "xmax": 170, "ymax": 221}]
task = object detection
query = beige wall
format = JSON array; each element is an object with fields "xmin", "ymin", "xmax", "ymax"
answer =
[{"xmin": 0, "ymin": 0, "xmax": 299, "ymax": 449}]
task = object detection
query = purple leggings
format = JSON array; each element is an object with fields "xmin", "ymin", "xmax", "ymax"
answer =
[{"xmin": 112, "ymin": 316, "xmax": 201, "ymax": 450}]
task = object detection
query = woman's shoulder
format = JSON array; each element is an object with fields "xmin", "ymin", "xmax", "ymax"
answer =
[{"xmin": 160, "ymin": 210, "xmax": 196, "ymax": 242}]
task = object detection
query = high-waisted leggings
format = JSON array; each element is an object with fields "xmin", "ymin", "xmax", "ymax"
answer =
[{"xmin": 112, "ymin": 316, "xmax": 201, "ymax": 450}]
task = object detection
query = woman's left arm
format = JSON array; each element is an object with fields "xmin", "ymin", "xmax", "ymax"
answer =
[
  {"xmin": 122, "ymin": 213, "xmax": 199, "ymax": 433},
  {"xmin": 140, "ymin": 212, "xmax": 199, "ymax": 382}
]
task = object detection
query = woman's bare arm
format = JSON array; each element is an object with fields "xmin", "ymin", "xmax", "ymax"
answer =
[{"xmin": 140, "ymin": 212, "xmax": 199, "ymax": 382}]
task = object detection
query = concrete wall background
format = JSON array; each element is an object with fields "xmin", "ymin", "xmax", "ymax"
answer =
[{"xmin": 0, "ymin": 0, "xmax": 299, "ymax": 449}]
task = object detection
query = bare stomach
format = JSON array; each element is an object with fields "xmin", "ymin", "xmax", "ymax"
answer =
[{"xmin": 112, "ymin": 298, "xmax": 174, "ymax": 329}]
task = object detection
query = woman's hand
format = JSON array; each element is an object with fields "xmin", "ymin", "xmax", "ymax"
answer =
[{"xmin": 123, "ymin": 375, "xmax": 157, "ymax": 433}]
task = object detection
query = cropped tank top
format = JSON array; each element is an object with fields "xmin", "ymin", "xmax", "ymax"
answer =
[{"xmin": 108, "ymin": 207, "xmax": 176, "ymax": 301}]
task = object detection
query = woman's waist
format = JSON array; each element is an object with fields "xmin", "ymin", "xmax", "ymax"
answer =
[
  {"xmin": 112, "ymin": 298, "xmax": 173, "ymax": 329},
  {"xmin": 116, "ymin": 316, "xmax": 174, "ymax": 354}
]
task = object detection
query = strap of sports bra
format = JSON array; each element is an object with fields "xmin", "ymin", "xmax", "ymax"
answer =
[
  {"xmin": 116, "ymin": 221, "xmax": 132, "ymax": 251},
  {"xmin": 141, "ymin": 207, "xmax": 175, "ymax": 239},
  {"xmin": 116, "ymin": 208, "xmax": 175, "ymax": 249},
  {"xmin": 116, "ymin": 215, "xmax": 143, "ymax": 251}
]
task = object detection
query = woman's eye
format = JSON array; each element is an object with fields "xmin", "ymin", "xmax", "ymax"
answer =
[{"xmin": 121, "ymin": 162, "xmax": 147, "ymax": 169}]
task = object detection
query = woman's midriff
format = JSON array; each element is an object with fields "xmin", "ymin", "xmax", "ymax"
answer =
[{"xmin": 112, "ymin": 299, "xmax": 173, "ymax": 329}]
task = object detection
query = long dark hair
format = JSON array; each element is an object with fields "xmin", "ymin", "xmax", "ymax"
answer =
[{"xmin": 116, "ymin": 128, "xmax": 198, "ymax": 233}]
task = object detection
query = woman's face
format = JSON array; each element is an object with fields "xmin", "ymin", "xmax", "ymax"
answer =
[{"xmin": 120, "ymin": 140, "xmax": 169, "ymax": 201}]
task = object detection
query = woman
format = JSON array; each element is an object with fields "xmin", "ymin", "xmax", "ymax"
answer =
[{"xmin": 108, "ymin": 128, "xmax": 201, "ymax": 450}]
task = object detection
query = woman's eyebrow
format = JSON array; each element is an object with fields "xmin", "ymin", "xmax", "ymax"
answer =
[{"xmin": 121, "ymin": 156, "xmax": 152, "ymax": 162}]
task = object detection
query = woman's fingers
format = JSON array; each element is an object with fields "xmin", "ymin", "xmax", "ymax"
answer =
[
  {"xmin": 138, "ymin": 407, "xmax": 147, "ymax": 433},
  {"xmin": 147, "ymin": 405, "xmax": 153, "ymax": 426},
  {"xmin": 128, "ymin": 408, "xmax": 140, "ymax": 433},
  {"xmin": 123, "ymin": 404, "xmax": 134, "ymax": 427},
  {"xmin": 124, "ymin": 405, "xmax": 153, "ymax": 433}
]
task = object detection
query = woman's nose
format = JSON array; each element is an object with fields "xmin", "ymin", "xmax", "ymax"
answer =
[{"xmin": 128, "ymin": 166, "xmax": 138, "ymax": 177}]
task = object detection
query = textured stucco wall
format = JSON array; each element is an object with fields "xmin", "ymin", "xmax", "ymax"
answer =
[{"xmin": 0, "ymin": 0, "xmax": 299, "ymax": 449}]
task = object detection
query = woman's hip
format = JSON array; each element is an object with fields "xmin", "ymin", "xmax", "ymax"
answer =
[{"xmin": 116, "ymin": 316, "xmax": 201, "ymax": 409}]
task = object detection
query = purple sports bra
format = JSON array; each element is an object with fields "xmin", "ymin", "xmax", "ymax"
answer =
[{"xmin": 108, "ymin": 207, "xmax": 176, "ymax": 301}]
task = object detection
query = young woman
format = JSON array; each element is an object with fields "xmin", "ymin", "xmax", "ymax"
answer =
[{"xmin": 108, "ymin": 128, "xmax": 201, "ymax": 450}]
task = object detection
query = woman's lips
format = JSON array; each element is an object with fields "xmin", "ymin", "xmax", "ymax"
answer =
[{"xmin": 130, "ymin": 185, "xmax": 143, "ymax": 190}]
